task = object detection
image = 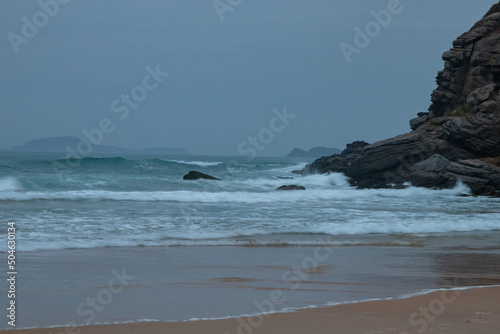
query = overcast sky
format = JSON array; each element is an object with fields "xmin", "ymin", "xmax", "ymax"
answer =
[{"xmin": 0, "ymin": 0, "xmax": 495, "ymax": 156}]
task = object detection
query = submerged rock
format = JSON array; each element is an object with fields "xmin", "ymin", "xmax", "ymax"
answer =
[
  {"xmin": 183, "ymin": 171, "xmax": 221, "ymax": 181},
  {"xmin": 276, "ymin": 185, "xmax": 306, "ymax": 191},
  {"xmin": 303, "ymin": 3, "xmax": 500, "ymax": 196}
]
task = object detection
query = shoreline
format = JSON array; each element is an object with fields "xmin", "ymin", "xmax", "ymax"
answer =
[{"xmin": 7, "ymin": 285, "xmax": 500, "ymax": 333}]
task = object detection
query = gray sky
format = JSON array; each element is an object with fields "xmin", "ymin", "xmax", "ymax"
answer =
[{"xmin": 0, "ymin": 0, "xmax": 495, "ymax": 156}]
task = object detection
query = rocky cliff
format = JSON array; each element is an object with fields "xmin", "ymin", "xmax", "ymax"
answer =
[{"xmin": 304, "ymin": 2, "xmax": 500, "ymax": 196}]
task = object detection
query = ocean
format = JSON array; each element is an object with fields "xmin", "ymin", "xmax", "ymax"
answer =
[{"xmin": 1, "ymin": 151, "xmax": 500, "ymax": 329}]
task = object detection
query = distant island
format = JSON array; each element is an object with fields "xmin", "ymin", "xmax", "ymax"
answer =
[
  {"xmin": 9, "ymin": 136, "xmax": 189, "ymax": 155},
  {"xmin": 287, "ymin": 147, "xmax": 341, "ymax": 158}
]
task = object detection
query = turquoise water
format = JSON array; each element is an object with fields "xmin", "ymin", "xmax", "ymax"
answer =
[{"xmin": 1, "ymin": 152, "xmax": 500, "ymax": 251}]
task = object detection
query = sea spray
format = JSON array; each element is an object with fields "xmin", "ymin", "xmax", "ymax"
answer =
[{"xmin": 0, "ymin": 177, "xmax": 22, "ymax": 192}]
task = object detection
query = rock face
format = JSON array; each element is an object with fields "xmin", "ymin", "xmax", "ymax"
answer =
[
  {"xmin": 183, "ymin": 171, "xmax": 221, "ymax": 181},
  {"xmin": 304, "ymin": 3, "xmax": 500, "ymax": 196}
]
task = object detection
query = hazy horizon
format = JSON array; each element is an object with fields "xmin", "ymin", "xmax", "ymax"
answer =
[{"xmin": 1, "ymin": 0, "xmax": 495, "ymax": 157}]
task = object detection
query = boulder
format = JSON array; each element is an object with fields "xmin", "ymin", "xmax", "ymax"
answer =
[
  {"xmin": 183, "ymin": 171, "xmax": 221, "ymax": 181},
  {"xmin": 410, "ymin": 114, "xmax": 429, "ymax": 130},
  {"xmin": 276, "ymin": 185, "xmax": 306, "ymax": 191},
  {"xmin": 466, "ymin": 84, "xmax": 496, "ymax": 105}
]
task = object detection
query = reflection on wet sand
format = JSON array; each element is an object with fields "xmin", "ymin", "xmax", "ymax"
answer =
[{"xmin": 434, "ymin": 252, "xmax": 500, "ymax": 287}]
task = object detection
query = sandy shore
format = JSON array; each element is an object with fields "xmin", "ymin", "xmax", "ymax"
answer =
[{"xmin": 9, "ymin": 286, "xmax": 499, "ymax": 334}]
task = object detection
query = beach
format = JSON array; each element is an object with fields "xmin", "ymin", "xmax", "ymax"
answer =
[
  {"xmin": 9, "ymin": 286, "xmax": 500, "ymax": 334},
  {"xmin": 4, "ymin": 241, "xmax": 500, "ymax": 330}
]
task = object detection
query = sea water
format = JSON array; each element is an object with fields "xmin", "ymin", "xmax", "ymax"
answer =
[{"xmin": 1, "ymin": 152, "xmax": 500, "ymax": 328}]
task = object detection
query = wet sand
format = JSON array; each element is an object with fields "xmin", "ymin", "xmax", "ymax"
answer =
[
  {"xmin": 8, "ymin": 243, "xmax": 500, "ymax": 329},
  {"xmin": 9, "ymin": 286, "xmax": 500, "ymax": 334}
]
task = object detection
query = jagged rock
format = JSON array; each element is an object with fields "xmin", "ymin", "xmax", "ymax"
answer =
[
  {"xmin": 445, "ymin": 160, "xmax": 500, "ymax": 195},
  {"xmin": 429, "ymin": 10, "xmax": 500, "ymax": 117},
  {"xmin": 411, "ymin": 154, "xmax": 451, "ymax": 173},
  {"xmin": 276, "ymin": 185, "xmax": 306, "ymax": 191},
  {"xmin": 183, "ymin": 171, "xmax": 220, "ymax": 181},
  {"xmin": 406, "ymin": 154, "xmax": 453, "ymax": 188},
  {"xmin": 466, "ymin": 84, "xmax": 497, "ymax": 105},
  {"xmin": 303, "ymin": 3, "xmax": 500, "ymax": 196},
  {"xmin": 410, "ymin": 114, "xmax": 429, "ymax": 130},
  {"xmin": 342, "ymin": 141, "xmax": 370, "ymax": 155}
]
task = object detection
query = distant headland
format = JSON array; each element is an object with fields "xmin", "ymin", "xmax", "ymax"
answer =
[
  {"xmin": 287, "ymin": 147, "xmax": 341, "ymax": 159},
  {"xmin": 8, "ymin": 136, "xmax": 189, "ymax": 155}
]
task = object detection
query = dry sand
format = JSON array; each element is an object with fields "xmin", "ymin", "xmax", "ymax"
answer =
[{"xmin": 9, "ymin": 286, "xmax": 500, "ymax": 334}]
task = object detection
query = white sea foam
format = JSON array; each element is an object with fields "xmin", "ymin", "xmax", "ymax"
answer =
[
  {"xmin": 166, "ymin": 160, "xmax": 223, "ymax": 167},
  {"xmin": 4, "ymin": 169, "xmax": 499, "ymax": 253},
  {"xmin": 13, "ymin": 285, "xmax": 498, "ymax": 330},
  {"xmin": 299, "ymin": 173, "xmax": 351, "ymax": 187},
  {"xmin": 15, "ymin": 235, "xmax": 425, "ymax": 252},
  {"xmin": 0, "ymin": 177, "xmax": 22, "ymax": 192},
  {"xmin": 16, "ymin": 218, "xmax": 500, "ymax": 252},
  {"xmin": 309, "ymin": 219, "xmax": 500, "ymax": 235},
  {"xmin": 0, "ymin": 189, "xmax": 372, "ymax": 202},
  {"xmin": 269, "ymin": 162, "xmax": 308, "ymax": 173},
  {"xmin": 0, "ymin": 180, "xmax": 474, "ymax": 203},
  {"xmin": 234, "ymin": 173, "xmax": 350, "ymax": 190}
]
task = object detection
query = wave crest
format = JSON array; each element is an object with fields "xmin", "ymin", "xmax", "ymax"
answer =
[
  {"xmin": 0, "ymin": 177, "xmax": 22, "ymax": 192},
  {"xmin": 165, "ymin": 160, "xmax": 224, "ymax": 167}
]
